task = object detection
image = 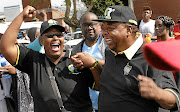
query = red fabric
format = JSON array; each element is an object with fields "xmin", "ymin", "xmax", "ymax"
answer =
[
  {"xmin": 143, "ymin": 39, "xmax": 180, "ymax": 71},
  {"xmin": 174, "ymin": 24, "xmax": 179, "ymax": 32},
  {"xmin": 174, "ymin": 24, "xmax": 180, "ymax": 37},
  {"xmin": 156, "ymin": 38, "xmax": 177, "ymax": 80},
  {"xmin": 175, "ymin": 35, "xmax": 180, "ymax": 40},
  {"xmin": 166, "ymin": 38, "xmax": 174, "ymax": 41},
  {"xmin": 156, "ymin": 37, "xmax": 174, "ymax": 42},
  {"xmin": 172, "ymin": 71, "xmax": 177, "ymax": 81}
]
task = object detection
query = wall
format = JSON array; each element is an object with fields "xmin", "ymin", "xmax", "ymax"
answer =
[
  {"xmin": 22, "ymin": 0, "xmax": 66, "ymax": 26},
  {"xmin": 134, "ymin": 0, "xmax": 180, "ymax": 23},
  {"xmin": 22, "ymin": 0, "xmax": 52, "ymax": 22}
]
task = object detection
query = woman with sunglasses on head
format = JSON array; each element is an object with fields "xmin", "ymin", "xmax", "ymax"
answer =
[
  {"xmin": 0, "ymin": 6, "xmax": 96, "ymax": 112},
  {"xmin": 155, "ymin": 15, "xmax": 175, "ymax": 42}
]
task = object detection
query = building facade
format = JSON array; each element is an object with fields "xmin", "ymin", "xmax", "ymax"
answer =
[{"xmin": 134, "ymin": 0, "xmax": 180, "ymax": 22}]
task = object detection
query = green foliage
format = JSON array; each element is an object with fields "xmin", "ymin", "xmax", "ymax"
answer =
[
  {"xmin": 82, "ymin": 0, "xmax": 123, "ymax": 16},
  {"xmin": 64, "ymin": 0, "xmax": 124, "ymax": 30},
  {"xmin": 30, "ymin": 0, "xmax": 35, "ymax": 6},
  {"xmin": 30, "ymin": 0, "xmax": 49, "ymax": 6},
  {"xmin": 65, "ymin": 0, "xmax": 71, "ymax": 6},
  {"xmin": 82, "ymin": 0, "xmax": 91, "ymax": 5}
]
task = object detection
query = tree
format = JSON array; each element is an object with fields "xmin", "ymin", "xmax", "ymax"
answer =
[
  {"xmin": 64, "ymin": 0, "xmax": 124, "ymax": 31},
  {"xmin": 83, "ymin": 0, "xmax": 123, "ymax": 16},
  {"xmin": 64, "ymin": 0, "xmax": 80, "ymax": 31}
]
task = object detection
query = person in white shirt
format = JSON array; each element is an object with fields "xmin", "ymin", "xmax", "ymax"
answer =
[{"xmin": 138, "ymin": 6, "xmax": 157, "ymax": 41}]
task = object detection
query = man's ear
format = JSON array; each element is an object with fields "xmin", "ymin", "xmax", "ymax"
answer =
[
  {"xmin": 127, "ymin": 25, "xmax": 132, "ymax": 37},
  {"xmin": 39, "ymin": 36, "xmax": 44, "ymax": 46}
]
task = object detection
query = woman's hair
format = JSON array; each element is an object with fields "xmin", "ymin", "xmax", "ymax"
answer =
[
  {"xmin": 157, "ymin": 15, "xmax": 175, "ymax": 36},
  {"xmin": 156, "ymin": 15, "xmax": 175, "ymax": 28}
]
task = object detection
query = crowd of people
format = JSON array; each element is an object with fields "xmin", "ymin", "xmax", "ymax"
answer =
[{"xmin": 0, "ymin": 4, "xmax": 180, "ymax": 112}]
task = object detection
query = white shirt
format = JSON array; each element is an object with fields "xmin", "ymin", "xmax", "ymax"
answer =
[{"xmin": 139, "ymin": 19, "xmax": 155, "ymax": 38}]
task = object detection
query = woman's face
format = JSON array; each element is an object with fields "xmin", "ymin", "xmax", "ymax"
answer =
[{"xmin": 155, "ymin": 19, "xmax": 168, "ymax": 38}]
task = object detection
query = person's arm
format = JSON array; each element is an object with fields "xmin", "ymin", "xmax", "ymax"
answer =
[
  {"xmin": 138, "ymin": 75, "xmax": 177, "ymax": 109},
  {"xmin": 97, "ymin": 59, "xmax": 105, "ymax": 67},
  {"xmin": 0, "ymin": 6, "xmax": 36, "ymax": 65},
  {"xmin": 71, "ymin": 52, "xmax": 102, "ymax": 90},
  {"xmin": 38, "ymin": 10, "xmax": 47, "ymax": 22},
  {"xmin": 89, "ymin": 60, "xmax": 102, "ymax": 90}
]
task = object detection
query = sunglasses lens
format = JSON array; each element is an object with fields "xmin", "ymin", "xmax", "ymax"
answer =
[
  {"xmin": 47, "ymin": 33, "xmax": 54, "ymax": 38},
  {"xmin": 56, "ymin": 33, "xmax": 63, "ymax": 37},
  {"xmin": 46, "ymin": 33, "xmax": 63, "ymax": 38}
]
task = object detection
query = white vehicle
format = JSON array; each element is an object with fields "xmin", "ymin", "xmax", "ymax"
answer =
[
  {"xmin": 18, "ymin": 21, "xmax": 42, "ymax": 38},
  {"xmin": 0, "ymin": 21, "xmax": 42, "ymax": 39},
  {"xmin": 71, "ymin": 31, "xmax": 82, "ymax": 39},
  {"xmin": 64, "ymin": 38, "xmax": 83, "ymax": 50},
  {"xmin": 0, "ymin": 22, "xmax": 42, "ymax": 47},
  {"xmin": 64, "ymin": 31, "xmax": 82, "ymax": 51},
  {"xmin": 64, "ymin": 33, "xmax": 72, "ymax": 42}
]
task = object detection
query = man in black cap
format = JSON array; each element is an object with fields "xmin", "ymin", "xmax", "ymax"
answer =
[
  {"xmin": 0, "ymin": 6, "xmax": 95, "ymax": 112},
  {"xmin": 71, "ymin": 5, "xmax": 180, "ymax": 112}
]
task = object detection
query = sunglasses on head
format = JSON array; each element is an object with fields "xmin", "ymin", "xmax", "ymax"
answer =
[{"xmin": 46, "ymin": 33, "xmax": 64, "ymax": 38}]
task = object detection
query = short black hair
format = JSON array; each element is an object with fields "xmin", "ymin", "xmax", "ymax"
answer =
[{"xmin": 28, "ymin": 27, "xmax": 38, "ymax": 42}]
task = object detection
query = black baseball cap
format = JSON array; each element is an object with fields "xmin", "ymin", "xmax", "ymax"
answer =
[
  {"xmin": 40, "ymin": 19, "xmax": 65, "ymax": 35},
  {"xmin": 93, "ymin": 5, "xmax": 137, "ymax": 26}
]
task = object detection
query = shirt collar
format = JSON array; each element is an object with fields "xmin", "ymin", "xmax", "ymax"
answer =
[{"xmin": 111, "ymin": 33, "xmax": 143, "ymax": 60}]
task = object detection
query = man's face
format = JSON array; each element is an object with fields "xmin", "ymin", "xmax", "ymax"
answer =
[
  {"xmin": 155, "ymin": 19, "xmax": 167, "ymax": 38},
  {"xmin": 81, "ymin": 14, "xmax": 101, "ymax": 42},
  {"xmin": 42, "ymin": 27, "xmax": 64, "ymax": 59},
  {"xmin": 101, "ymin": 22, "xmax": 127, "ymax": 52},
  {"xmin": 142, "ymin": 10, "xmax": 151, "ymax": 21}
]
